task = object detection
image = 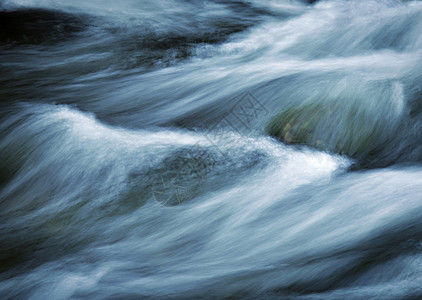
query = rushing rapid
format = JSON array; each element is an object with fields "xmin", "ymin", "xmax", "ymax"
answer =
[{"xmin": 1, "ymin": 0, "xmax": 422, "ymax": 299}]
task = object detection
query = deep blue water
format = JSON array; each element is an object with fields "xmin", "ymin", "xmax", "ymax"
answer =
[{"xmin": 1, "ymin": 0, "xmax": 422, "ymax": 299}]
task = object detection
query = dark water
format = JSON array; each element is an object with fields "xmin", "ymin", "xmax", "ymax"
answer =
[{"xmin": 1, "ymin": 0, "xmax": 422, "ymax": 299}]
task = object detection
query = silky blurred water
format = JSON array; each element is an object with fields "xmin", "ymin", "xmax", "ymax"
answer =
[{"xmin": 1, "ymin": 0, "xmax": 422, "ymax": 299}]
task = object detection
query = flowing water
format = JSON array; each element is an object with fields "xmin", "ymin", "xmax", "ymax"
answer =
[{"xmin": 1, "ymin": 0, "xmax": 422, "ymax": 298}]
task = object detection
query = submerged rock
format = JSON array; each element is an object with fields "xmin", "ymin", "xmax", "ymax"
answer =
[
  {"xmin": 0, "ymin": 8, "xmax": 88, "ymax": 45},
  {"xmin": 125, "ymin": 145, "xmax": 268, "ymax": 207},
  {"xmin": 266, "ymin": 101, "xmax": 398, "ymax": 164}
]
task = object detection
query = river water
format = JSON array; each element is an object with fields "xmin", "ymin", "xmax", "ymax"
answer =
[{"xmin": 1, "ymin": 0, "xmax": 422, "ymax": 299}]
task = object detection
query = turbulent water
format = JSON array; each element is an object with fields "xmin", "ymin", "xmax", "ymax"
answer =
[{"xmin": 1, "ymin": 0, "xmax": 422, "ymax": 298}]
